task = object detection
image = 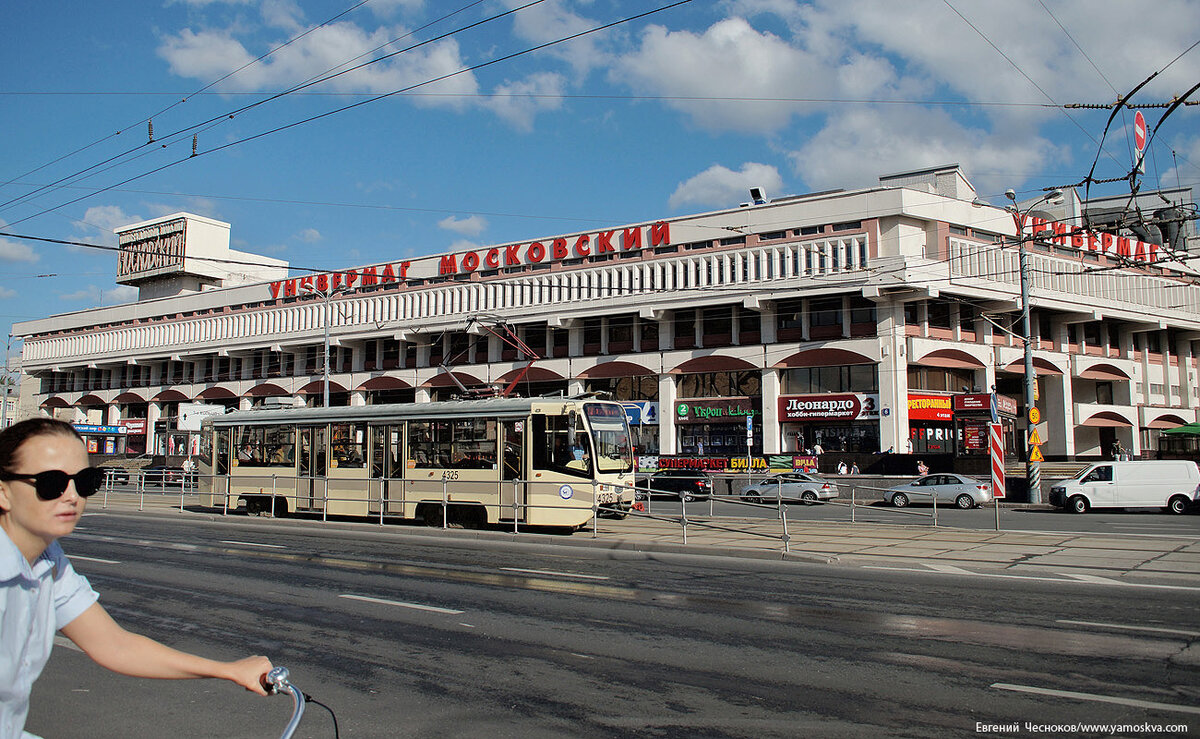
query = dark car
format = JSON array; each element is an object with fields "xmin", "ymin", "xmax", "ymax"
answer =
[
  {"xmin": 142, "ymin": 464, "xmax": 191, "ymax": 488},
  {"xmin": 98, "ymin": 466, "xmax": 130, "ymax": 486},
  {"xmin": 640, "ymin": 469, "xmax": 714, "ymax": 502}
]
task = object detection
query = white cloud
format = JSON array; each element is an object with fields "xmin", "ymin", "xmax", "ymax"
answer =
[
  {"xmin": 484, "ymin": 73, "xmax": 566, "ymax": 131},
  {"xmin": 295, "ymin": 228, "xmax": 322, "ymax": 243},
  {"xmin": 438, "ymin": 215, "xmax": 487, "ymax": 237},
  {"xmin": 504, "ymin": 0, "xmax": 609, "ymax": 75},
  {"xmin": 447, "ymin": 239, "xmax": 481, "ymax": 253},
  {"xmin": 158, "ymin": 21, "xmax": 479, "ymax": 104},
  {"xmin": 786, "ymin": 106, "xmax": 1066, "ymax": 194},
  {"xmin": 79, "ymin": 205, "xmax": 143, "ymax": 245},
  {"xmin": 59, "ymin": 284, "xmax": 138, "ymax": 306},
  {"xmin": 669, "ymin": 162, "xmax": 785, "ymax": 210},
  {"xmin": 0, "ymin": 286, "xmax": 16, "ymax": 299},
  {"xmin": 0, "ymin": 233, "xmax": 37, "ymax": 264}
]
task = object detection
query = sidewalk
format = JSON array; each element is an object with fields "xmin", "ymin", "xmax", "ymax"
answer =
[{"xmin": 94, "ymin": 491, "xmax": 1200, "ymax": 587}]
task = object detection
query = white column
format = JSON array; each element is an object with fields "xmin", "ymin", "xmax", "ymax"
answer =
[
  {"xmin": 658, "ymin": 373, "xmax": 677, "ymax": 455},
  {"xmin": 877, "ymin": 301, "xmax": 908, "ymax": 453},
  {"xmin": 761, "ymin": 368, "xmax": 781, "ymax": 454}
]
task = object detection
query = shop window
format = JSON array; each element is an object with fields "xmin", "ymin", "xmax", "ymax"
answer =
[
  {"xmin": 677, "ymin": 370, "xmax": 760, "ymax": 398},
  {"xmin": 849, "ymin": 296, "xmax": 876, "ymax": 325},
  {"xmin": 1095, "ymin": 381, "xmax": 1113, "ymax": 405},
  {"xmin": 907, "ymin": 366, "xmax": 975, "ymax": 392},
  {"xmin": 958, "ymin": 304, "xmax": 976, "ymax": 334},
  {"xmin": 639, "ymin": 317, "xmax": 659, "ymax": 351},
  {"xmin": 608, "ymin": 314, "xmax": 634, "ymax": 353},
  {"xmin": 364, "ymin": 341, "xmax": 379, "ymax": 370},
  {"xmin": 520, "ymin": 326, "xmax": 544, "ymax": 360},
  {"xmin": 703, "ymin": 306, "xmax": 733, "ymax": 345},
  {"xmin": 904, "ymin": 302, "xmax": 920, "ymax": 326},
  {"xmin": 582, "ymin": 317, "xmax": 603, "ymax": 355},
  {"xmin": 382, "ymin": 339, "xmax": 401, "ymax": 369}
]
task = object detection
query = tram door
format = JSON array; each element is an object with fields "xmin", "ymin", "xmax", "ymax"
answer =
[
  {"xmin": 298, "ymin": 426, "xmax": 326, "ymax": 512},
  {"xmin": 500, "ymin": 419, "xmax": 525, "ymax": 522},
  {"xmin": 369, "ymin": 425, "xmax": 403, "ymax": 516}
]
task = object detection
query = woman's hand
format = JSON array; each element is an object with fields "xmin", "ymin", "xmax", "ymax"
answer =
[{"xmin": 223, "ymin": 655, "xmax": 275, "ymax": 696}]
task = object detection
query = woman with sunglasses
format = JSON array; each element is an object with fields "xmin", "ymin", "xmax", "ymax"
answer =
[{"xmin": 1, "ymin": 418, "xmax": 273, "ymax": 737}]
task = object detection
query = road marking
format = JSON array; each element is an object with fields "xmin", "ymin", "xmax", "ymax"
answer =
[
  {"xmin": 992, "ymin": 683, "xmax": 1200, "ymax": 716},
  {"xmin": 1056, "ymin": 619, "xmax": 1200, "ymax": 638},
  {"xmin": 862, "ymin": 565, "xmax": 1200, "ymax": 592},
  {"xmin": 339, "ymin": 594, "xmax": 464, "ymax": 615},
  {"xmin": 220, "ymin": 540, "xmax": 286, "ymax": 549},
  {"xmin": 70, "ymin": 554, "xmax": 120, "ymax": 564},
  {"xmin": 501, "ymin": 567, "xmax": 609, "ymax": 580}
]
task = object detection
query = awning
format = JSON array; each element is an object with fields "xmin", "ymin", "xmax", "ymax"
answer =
[
  {"xmin": 423, "ymin": 371, "xmax": 483, "ymax": 389},
  {"xmin": 195, "ymin": 386, "xmax": 237, "ymax": 400},
  {"xmin": 1146, "ymin": 415, "xmax": 1188, "ymax": 430},
  {"xmin": 40, "ymin": 397, "xmax": 70, "ymax": 409},
  {"xmin": 495, "ymin": 366, "xmax": 564, "ymax": 383},
  {"xmin": 576, "ymin": 361, "xmax": 655, "ymax": 379},
  {"xmin": 76, "ymin": 394, "xmax": 106, "ymax": 407},
  {"xmin": 1080, "ymin": 412, "xmax": 1133, "ymax": 427},
  {"xmin": 774, "ymin": 347, "xmax": 874, "ymax": 369},
  {"xmin": 112, "ymin": 391, "xmax": 145, "ymax": 404},
  {"xmin": 913, "ymin": 349, "xmax": 986, "ymax": 370},
  {"xmin": 1161, "ymin": 421, "xmax": 1200, "ymax": 435},
  {"xmin": 1078, "ymin": 364, "xmax": 1131, "ymax": 381},
  {"xmin": 357, "ymin": 376, "xmax": 413, "ymax": 391},
  {"xmin": 1002, "ymin": 357, "xmax": 1064, "ymax": 376},
  {"xmin": 296, "ymin": 380, "xmax": 348, "ymax": 395},
  {"xmin": 151, "ymin": 389, "xmax": 189, "ymax": 402},
  {"xmin": 244, "ymin": 383, "xmax": 289, "ymax": 398},
  {"xmin": 671, "ymin": 355, "xmax": 757, "ymax": 374}
]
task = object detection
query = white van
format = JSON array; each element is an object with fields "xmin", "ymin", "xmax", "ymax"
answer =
[{"xmin": 1048, "ymin": 460, "xmax": 1200, "ymax": 514}]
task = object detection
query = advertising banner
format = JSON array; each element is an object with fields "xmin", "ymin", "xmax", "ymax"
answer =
[
  {"xmin": 778, "ymin": 393, "xmax": 879, "ymax": 421},
  {"xmin": 907, "ymin": 393, "xmax": 954, "ymax": 422}
]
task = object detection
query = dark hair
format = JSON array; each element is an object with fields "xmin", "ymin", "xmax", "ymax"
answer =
[{"xmin": 0, "ymin": 418, "xmax": 85, "ymax": 475}]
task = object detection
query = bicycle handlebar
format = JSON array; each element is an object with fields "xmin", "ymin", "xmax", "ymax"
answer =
[{"xmin": 266, "ymin": 666, "xmax": 306, "ymax": 739}]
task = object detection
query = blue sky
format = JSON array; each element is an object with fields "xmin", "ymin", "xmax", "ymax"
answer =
[{"xmin": 2, "ymin": 0, "xmax": 1198, "ymax": 361}]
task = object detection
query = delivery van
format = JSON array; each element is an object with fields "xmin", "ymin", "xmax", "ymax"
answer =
[{"xmin": 1048, "ymin": 460, "xmax": 1200, "ymax": 514}]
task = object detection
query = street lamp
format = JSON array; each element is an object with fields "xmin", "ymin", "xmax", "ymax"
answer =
[
  {"xmin": 1005, "ymin": 188, "xmax": 1063, "ymax": 504},
  {"xmin": 301, "ymin": 280, "xmax": 352, "ymax": 408}
]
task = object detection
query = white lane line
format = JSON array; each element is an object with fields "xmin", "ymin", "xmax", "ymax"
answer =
[
  {"xmin": 1056, "ymin": 619, "xmax": 1200, "ymax": 638},
  {"xmin": 863, "ymin": 565, "xmax": 1200, "ymax": 592},
  {"xmin": 220, "ymin": 540, "xmax": 287, "ymax": 549},
  {"xmin": 339, "ymin": 594, "xmax": 464, "ymax": 615},
  {"xmin": 70, "ymin": 554, "xmax": 120, "ymax": 564},
  {"xmin": 500, "ymin": 567, "xmax": 609, "ymax": 580},
  {"xmin": 992, "ymin": 683, "xmax": 1200, "ymax": 716}
]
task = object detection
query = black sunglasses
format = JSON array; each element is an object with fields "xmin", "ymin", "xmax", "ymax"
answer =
[{"xmin": 0, "ymin": 467, "xmax": 105, "ymax": 500}]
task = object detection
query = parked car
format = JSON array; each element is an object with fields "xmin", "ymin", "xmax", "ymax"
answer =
[
  {"xmin": 142, "ymin": 464, "xmax": 190, "ymax": 488},
  {"xmin": 884, "ymin": 474, "xmax": 991, "ymax": 509},
  {"xmin": 738, "ymin": 472, "xmax": 838, "ymax": 504},
  {"xmin": 640, "ymin": 469, "xmax": 714, "ymax": 502},
  {"xmin": 1049, "ymin": 460, "xmax": 1199, "ymax": 514}
]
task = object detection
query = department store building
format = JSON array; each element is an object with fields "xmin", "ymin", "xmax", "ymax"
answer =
[{"xmin": 13, "ymin": 165, "xmax": 1200, "ymax": 465}]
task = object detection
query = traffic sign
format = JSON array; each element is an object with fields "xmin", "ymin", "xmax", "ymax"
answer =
[
  {"xmin": 989, "ymin": 423, "xmax": 1006, "ymax": 500},
  {"xmin": 1029, "ymin": 446, "xmax": 1044, "ymax": 463},
  {"xmin": 1028, "ymin": 407, "xmax": 1040, "ymax": 425},
  {"xmin": 1028, "ymin": 427, "xmax": 1043, "ymax": 446},
  {"xmin": 1134, "ymin": 110, "xmax": 1147, "ymax": 155}
]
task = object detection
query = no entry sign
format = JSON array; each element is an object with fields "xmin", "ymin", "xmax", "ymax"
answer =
[{"xmin": 1134, "ymin": 110, "xmax": 1146, "ymax": 155}]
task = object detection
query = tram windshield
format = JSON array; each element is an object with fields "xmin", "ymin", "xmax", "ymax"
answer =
[{"xmin": 584, "ymin": 403, "xmax": 634, "ymax": 474}]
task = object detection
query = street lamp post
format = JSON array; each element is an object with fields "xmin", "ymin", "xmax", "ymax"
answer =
[
  {"xmin": 1005, "ymin": 188, "xmax": 1063, "ymax": 505},
  {"xmin": 302, "ymin": 280, "xmax": 350, "ymax": 408}
]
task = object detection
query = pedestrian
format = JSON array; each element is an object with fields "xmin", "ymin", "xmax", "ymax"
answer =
[
  {"xmin": 916, "ymin": 459, "xmax": 929, "ymax": 475},
  {"xmin": 905, "ymin": 438, "xmax": 914, "ymax": 454},
  {"xmin": 850, "ymin": 462, "xmax": 860, "ymax": 474},
  {"xmin": 0, "ymin": 419, "xmax": 273, "ymax": 736},
  {"xmin": 812, "ymin": 441, "xmax": 824, "ymax": 455},
  {"xmin": 837, "ymin": 460, "xmax": 848, "ymax": 475},
  {"xmin": 1110, "ymin": 440, "xmax": 1124, "ymax": 460}
]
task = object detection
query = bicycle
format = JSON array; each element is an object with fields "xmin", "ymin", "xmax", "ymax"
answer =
[{"xmin": 267, "ymin": 666, "xmax": 339, "ymax": 739}]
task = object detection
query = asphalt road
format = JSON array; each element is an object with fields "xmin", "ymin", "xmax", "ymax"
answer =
[{"xmin": 27, "ymin": 510, "xmax": 1200, "ymax": 738}]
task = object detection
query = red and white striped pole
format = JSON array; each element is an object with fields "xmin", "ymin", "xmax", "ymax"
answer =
[{"xmin": 990, "ymin": 422, "xmax": 1005, "ymax": 530}]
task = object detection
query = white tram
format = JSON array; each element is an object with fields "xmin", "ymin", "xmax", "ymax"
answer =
[{"xmin": 198, "ymin": 396, "xmax": 636, "ymax": 529}]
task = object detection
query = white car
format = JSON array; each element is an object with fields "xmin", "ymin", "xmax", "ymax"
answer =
[
  {"xmin": 885, "ymin": 474, "xmax": 991, "ymax": 509},
  {"xmin": 739, "ymin": 472, "xmax": 838, "ymax": 504}
]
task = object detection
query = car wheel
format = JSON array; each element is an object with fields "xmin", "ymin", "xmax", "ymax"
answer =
[
  {"xmin": 1069, "ymin": 495, "xmax": 1089, "ymax": 514},
  {"xmin": 891, "ymin": 492, "xmax": 909, "ymax": 508},
  {"xmin": 741, "ymin": 491, "xmax": 760, "ymax": 503},
  {"xmin": 1167, "ymin": 495, "xmax": 1190, "ymax": 515},
  {"xmin": 801, "ymin": 491, "xmax": 817, "ymax": 504},
  {"xmin": 955, "ymin": 494, "xmax": 974, "ymax": 510}
]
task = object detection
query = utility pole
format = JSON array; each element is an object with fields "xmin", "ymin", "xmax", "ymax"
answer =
[
  {"xmin": 2, "ymin": 334, "xmax": 15, "ymax": 429},
  {"xmin": 1005, "ymin": 189, "xmax": 1063, "ymax": 505}
]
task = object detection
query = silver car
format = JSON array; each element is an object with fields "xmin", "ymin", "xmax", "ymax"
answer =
[
  {"xmin": 739, "ymin": 472, "xmax": 838, "ymax": 504},
  {"xmin": 885, "ymin": 474, "xmax": 992, "ymax": 509}
]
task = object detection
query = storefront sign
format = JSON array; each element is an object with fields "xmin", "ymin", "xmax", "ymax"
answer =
[
  {"xmin": 122, "ymin": 419, "xmax": 147, "ymax": 435},
  {"xmin": 675, "ymin": 397, "xmax": 757, "ymax": 424},
  {"xmin": 954, "ymin": 393, "xmax": 1018, "ymax": 417},
  {"xmin": 619, "ymin": 401, "xmax": 660, "ymax": 426},
  {"xmin": 778, "ymin": 394, "xmax": 879, "ymax": 421},
  {"xmin": 1023, "ymin": 217, "xmax": 1185, "ymax": 273},
  {"xmin": 73, "ymin": 424, "xmax": 126, "ymax": 435},
  {"xmin": 907, "ymin": 393, "xmax": 953, "ymax": 422}
]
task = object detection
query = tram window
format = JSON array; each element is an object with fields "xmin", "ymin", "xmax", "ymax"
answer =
[
  {"xmin": 532, "ymin": 413, "xmax": 590, "ymax": 478},
  {"xmin": 407, "ymin": 420, "xmax": 497, "ymax": 469},
  {"xmin": 232, "ymin": 426, "xmax": 295, "ymax": 467},
  {"xmin": 330, "ymin": 423, "xmax": 366, "ymax": 469}
]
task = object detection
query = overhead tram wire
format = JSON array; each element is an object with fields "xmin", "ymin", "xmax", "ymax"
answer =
[
  {"xmin": 0, "ymin": 0, "xmax": 381, "ymax": 205},
  {"xmin": 3, "ymin": 0, "xmax": 690, "ymax": 232},
  {"xmin": 0, "ymin": 0, "xmax": 516, "ymax": 217}
]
